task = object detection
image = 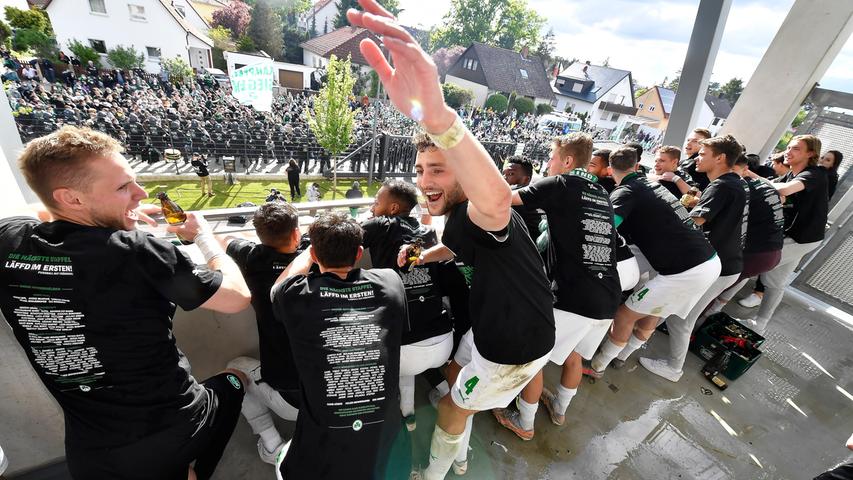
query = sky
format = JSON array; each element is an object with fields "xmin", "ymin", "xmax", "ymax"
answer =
[{"xmin": 397, "ymin": 0, "xmax": 853, "ymax": 94}]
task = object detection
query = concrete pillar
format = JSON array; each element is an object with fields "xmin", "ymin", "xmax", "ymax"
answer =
[
  {"xmin": 720, "ymin": 0, "xmax": 853, "ymax": 158},
  {"xmin": 0, "ymin": 86, "xmax": 36, "ymax": 207},
  {"xmin": 661, "ymin": 0, "xmax": 733, "ymax": 148}
]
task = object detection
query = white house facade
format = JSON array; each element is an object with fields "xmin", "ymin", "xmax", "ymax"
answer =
[
  {"xmin": 45, "ymin": 0, "xmax": 213, "ymax": 73},
  {"xmin": 298, "ymin": 0, "xmax": 339, "ymax": 37},
  {"xmin": 552, "ymin": 64, "xmax": 635, "ymax": 135}
]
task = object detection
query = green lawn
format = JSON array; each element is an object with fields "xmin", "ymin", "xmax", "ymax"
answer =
[{"xmin": 140, "ymin": 178, "xmax": 381, "ymax": 210}]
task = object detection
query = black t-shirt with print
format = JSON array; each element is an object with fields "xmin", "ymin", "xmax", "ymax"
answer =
[
  {"xmin": 510, "ymin": 184, "xmax": 545, "ymax": 241},
  {"xmin": 272, "ymin": 268, "xmax": 406, "ymax": 479},
  {"xmin": 519, "ymin": 169, "xmax": 621, "ymax": 319},
  {"xmin": 782, "ymin": 166, "xmax": 829, "ymax": 243},
  {"xmin": 227, "ymin": 238, "xmax": 302, "ymax": 392},
  {"xmin": 744, "ymin": 178, "xmax": 784, "ymax": 253},
  {"xmin": 681, "ymin": 154, "xmax": 711, "ymax": 190},
  {"xmin": 441, "ymin": 202, "xmax": 555, "ymax": 365},
  {"xmin": 361, "ymin": 215, "xmax": 453, "ymax": 344},
  {"xmin": 657, "ymin": 167, "xmax": 695, "ymax": 199},
  {"xmin": 0, "ymin": 217, "xmax": 222, "ymax": 450},
  {"xmin": 191, "ymin": 158, "xmax": 209, "ymax": 177},
  {"xmin": 610, "ymin": 173, "xmax": 715, "ymax": 276},
  {"xmin": 689, "ymin": 172, "xmax": 749, "ymax": 276},
  {"xmin": 598, "ymin": 176, "xmax": 617, "ymax": 194}
]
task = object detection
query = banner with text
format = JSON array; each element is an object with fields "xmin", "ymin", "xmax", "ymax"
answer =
[{"xmin": 230, "ymin": 62, "xmax": 275, "ymax": 112}]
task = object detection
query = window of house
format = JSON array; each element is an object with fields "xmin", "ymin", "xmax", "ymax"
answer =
[
  {"xmin": 649, "ymin": 105, "xmax": 656, "ymax": 112},
  {"xmin": 89, "ymin": 0, "xmax": 106, "ymax": 14},
  {"xmin": 571, "ymin": 82, "xmax": 583, "ymax": 93},
  {"xmin": 712, "ymin": 117, "xmax": 720, "ymax": 126},
  {"xmin": 556, "ymin": 79, "xmax": 564, "ymax": 86},
  {"xmin": 638, "ymin": 102, "xmax": 644, "ymax": 109},
  {"xmin": 128, "ymin": 4, "xmax": 146, "ymax": 21},
  {"xmin": 463, "ymin": 58, "xmax": 478, "ymax": 71},
  {"xmin": 610, "ymin": 113, "xmax": 620, "ymax": 122},
  {"xmin": 89, "ymin": 39, "xmax": 107, "ymax": 54},
  {"xmin": 146, "ymin": 47, "xmax": 161, "ymax": 59},
  {"xmin": 175, "ymin": 5, "xmax": 186, "ymax": 17},
  {"xmin": 519, "ymin": 69, "xmax": 528, "ymax": 79}
]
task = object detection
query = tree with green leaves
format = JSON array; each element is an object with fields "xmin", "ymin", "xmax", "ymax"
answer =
[
  {"xmin": 306, "ymin": 54, "xmax": 356, "ymax": 199},
  {"xmin": 0, "ymin": 20, "xmax": 11, "ymax": 48},
  {"xmin": 247, "ymin": 0, "xmax": 283, "ymax": 59},
  {"xmin": 160, "ymin": 57, "xmax": 193, "ymax": 85},
  {"xmin": 485, "ymin": 93, "xmax": 508, "ymax": 112},
  {"xmin": 442, "ymin": 83, "xmax": 473, "ymax": 109},
  {"xmin": 334, "ymin": 0, "xmax": 400, "ymax": 29},
  {"xmin": 535, "ymin": 103, "xmax": 552, "ymax": 115},
  {"xmin": 208, "ymin": 26, "xmax": 234, "ymax": 69},
  {"xmin": 665, "ymin": 70, "xmax": 680, "ymax": 91},
  {"xmin": 12, "ymin": 28, "xmax": 55, "ymax": 59},
  {"xmin": 430, "ymin": 0, "xmax": 544, "ymax": 52},
  {"xmin": 4, "ymin": 6, "xmax": 51, "ymax": 34},
  {"xmin": 513, "ymin": 97, "xmax": 534, "ymax": 116},
  {"xmin": 67, "ymin": 39, "xmax": 101, "ymax": 67},
  {"xmin": 719, "ymin": 78, "xmax": 744, "ymax": 104},
  {"xmin": 237, "ymin": 35, "xmax": 256, "ymax": 52},
  {"xmin": 107, "ymin": 45, "xmax": 145, "ymax": 70}
]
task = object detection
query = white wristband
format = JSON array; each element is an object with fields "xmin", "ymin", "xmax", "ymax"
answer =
[{"xmin": 194, "ymin": 233, "xmax": 225, "ymax": 263}]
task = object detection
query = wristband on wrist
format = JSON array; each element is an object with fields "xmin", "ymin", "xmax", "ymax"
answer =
[
  {"xmin": 426, "ymin": 115, "xmax": 465, "ymax": 150},
  {"xmin": 194, "ymin": 232, "xmax": 225, "ymax": 263}
]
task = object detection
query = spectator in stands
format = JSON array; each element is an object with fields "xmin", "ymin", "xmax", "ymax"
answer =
[
  {"xmin": 0, "ymin": 126, "xmax": 251, "ymax": 479},
  {"xmin": 819, "ymin": 149, "xmax": 843, "ymax": 199}
]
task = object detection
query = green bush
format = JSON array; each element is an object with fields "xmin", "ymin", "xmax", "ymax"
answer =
[
  {"xmin": 442, "ymin": 83, "xmax": 473, "ymax": 109},
  {"xmin": 160, "ymin": 57, "xmax": 193, "ymax": 85},
  {"xmin": 484, "ymin": 93, "xmax": 508, "ymax": 113},
  {"xmin": 236, "ymin": 35, "xmax": 256, "ymax": 52},
  {"xmin": 4, "ymin": 7, "xmax": 50, "ymax": 34},
  {"xmin": 107, "ymin": 45, "xmax": 144, "ymax": 70},
  {"xmin": 0, "ymin": 20, "xmax": 11, "ymax": 48},
  {"xmin": 513, "ymin": 97, "xmax": 535, "ymax": 116},
  {"xmin": 536, "ymin": 103, "xmax": 553, "ymax": 115},
  {"xmin": 67, "ymin": 39, "xmax": 101, "ymax": 68}
]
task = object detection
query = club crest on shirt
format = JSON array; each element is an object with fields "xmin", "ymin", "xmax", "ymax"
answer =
[{"xmin": 352, "ymin": 419, "xmax": 363, "ymax": 431}]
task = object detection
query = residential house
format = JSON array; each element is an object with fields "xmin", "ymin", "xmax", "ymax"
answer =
[
  {"xmin": 444, "ymin": 42, "xmax": 555, "ymax": 108},
  {"xmin": 300, "ymin": 26, "xmax": 380, "ymax": 75},
  {"xmin": 551, "ymin": 61, "xmax": 635, "ymax": 134},
  {"xmin": 171, "ymin": 0, "xmax": 211, "ymax": 34},
  {"xmin": 44, "ymin": 0, "xmax": 214, "ymax": 73},
  {"xmin": 187, "ymin": 0, "xmax": 226, "ymax": 24},
  {"xmin": 299, "ymin": 0, "xmax": 339, "ymax": 37},
  {"xmin": 635, "ymin": 86, "xmax": 733, "ymax": 136}
]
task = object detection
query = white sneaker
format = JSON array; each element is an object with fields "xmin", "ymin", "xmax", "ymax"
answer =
[
  {"xmin": 738, "ymin": 293, "xmax": 762, "ymax": 308},
  {"xmin": 0, "ymin": 444, "xmax": 8, "ymax": 476},
  {"xmin": 639, "ymin": 357, "xmax": 683, "ymax": 382},
  {"xmin": 257, "ymin": 438, "xmax": 285, "ymax": 465},
  {"xmin": 226, "ymin": 356, "xmax": 262, "ymax": 383},
  {"xmin": 452, "ymin": 459, "xmax": 468, "ymax": 475}
]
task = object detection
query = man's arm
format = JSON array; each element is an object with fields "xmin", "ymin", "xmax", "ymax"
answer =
[
  {"xmin": 396, "ymin": 242, "xmax": 454, "ymax": 268},
  {"xmin": 168, "ymin": 212, "xmax": 251, "ymax": 314},
  {"xmin": 347, "ymin": 1, "xmax": 510, "ymax": 232},
  {"xmin": 772, "ymin": 179, "xmax": 805, "ymax": 197}
]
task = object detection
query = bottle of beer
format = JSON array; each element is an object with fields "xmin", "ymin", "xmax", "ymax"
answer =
[
  {"xmin": 156, "ymin": 192, "xmax": 191, "ymax": 244},
  {"xmin": 406, "ymin": 238, "xmax": 425, "ymax": 271},
  {"xmin": 680, "ymin": 186, "xmax": 700, "ymax": 208},
  {"xmin": 701, "ymin": 350, "xmax": 731, "ymax": 391}
]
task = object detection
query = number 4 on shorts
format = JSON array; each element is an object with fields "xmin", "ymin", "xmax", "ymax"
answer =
[
  {"xmin": 463, "ymin": 376, "xmax": 479, "ymax": 395},
  {"xmin": 634, "ymin": 287, "xmax": 649, "ymax": 301}
]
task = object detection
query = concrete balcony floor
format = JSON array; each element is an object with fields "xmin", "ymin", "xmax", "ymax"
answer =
[{"xmin": 2, "ymin": 291, "xmax": 852, "ymax": 479}]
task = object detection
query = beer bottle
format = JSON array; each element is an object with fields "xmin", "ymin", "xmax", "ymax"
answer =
[
  {"xmin": 406, "ymin": 238, "xmax": 425, "ymax": 271},
  {"xmin": 701, "ymin": 350, "xmax": 731, "ymax": 391},
  {"xmin": 156, "ymin": 192, "xmax": 191, "ymax": 244}
]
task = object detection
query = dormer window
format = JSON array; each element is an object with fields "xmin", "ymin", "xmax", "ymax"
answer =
[
  {"xmin": 571, "ymin": 83, "xmax": 583, "ymax": 93},
  {"xmin": 463, "ymin": 58, "xmax": 478, "ymax": 71},
  {"xmin": 557, "ymin": 79, "xmax": 565, "ymax": 86},
  {"xmin": 519, "ymin": 69, "xmax": 528, "ymax": 79}
]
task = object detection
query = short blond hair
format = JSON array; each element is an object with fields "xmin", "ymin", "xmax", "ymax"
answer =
[
  {"xmin": 18, "ymin": 126, "xmax": 123, "ymax": 207},
  {"xmin": 658, "ymin": 145, "xmax": 681, "ymax": 161},
  {"xmin": 552, "ymin": 132, "xmax": 593, "ymax": 168}
]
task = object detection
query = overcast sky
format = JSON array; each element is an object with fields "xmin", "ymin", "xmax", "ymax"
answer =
[{"xmin": 397, "ymin": 0, "xmax": 853, "ymax": 93}]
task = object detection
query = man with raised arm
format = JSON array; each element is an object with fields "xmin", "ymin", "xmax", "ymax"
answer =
[
  {"xmin": 347, "ymin": 3, "xmax": 555, "ymax": 478},
  {"xmin": 0, "ymin": 126, "xmax": 251, "ymax": 480}
]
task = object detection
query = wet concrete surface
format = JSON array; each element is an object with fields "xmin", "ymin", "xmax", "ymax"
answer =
[
  {"xmin": 212, "ymin": 295, "xmax": 853, "ymax": 480},
  {"xmin": 2, "ymin": 291, "xmax": 852, "ymax": 479}
]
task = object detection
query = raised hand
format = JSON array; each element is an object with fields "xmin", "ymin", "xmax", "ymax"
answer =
[{"xmin": 347, "ymin": 0, "xmax": 455, "ymax": 134}]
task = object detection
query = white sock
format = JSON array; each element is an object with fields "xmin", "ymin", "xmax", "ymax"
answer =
[
  {"xmin": 435, "ymin": 380, "xmax": 450, "ymax": 397},
  {"xmin": 554, "ymin": 384, "xmax": 577, "ymax": 415},
  {"xmin": 424, "ymin": 426, "xmax": 464, "ymax": 480},
  {"xmin": 455, "ymin": 416, "xmax": 474, "ymax": 463},
  {"xmin": 591, "ymin": 338, "xmax": 624, "ymax": 371},
  {"xmin": 258, "ymin": 426, "xmax": 283, "ymax": 452},
  {"xmin": 617, "ymin": 334, "xmax": 646, "ymax": 361},
  {"xmin": 517, "ymin": 397, "xmax": 538, "ymax": 431}
]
